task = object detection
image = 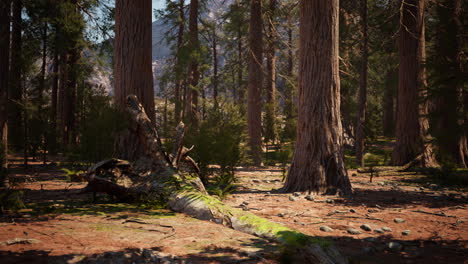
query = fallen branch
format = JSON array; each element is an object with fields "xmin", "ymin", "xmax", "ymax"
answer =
[
  {"xmin": 84, "ymin": 95, "xmax": 348, "ymax": 264},
  {"xmin": 412, "ymin": 209, "xmax": 456, "ymax": 218}
]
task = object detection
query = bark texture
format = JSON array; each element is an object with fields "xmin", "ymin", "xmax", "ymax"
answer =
[
  {"xmin": 0, "ymin": 0, "xmax": 11, "ymax": 170},
  {"xmin": 247, "ymin": 0, "xmax": 263, "ymax": 166},
  {"xmin": 355, "ymin": 0, "xmax": 368, "ymax": 167},
  {"xmin": 114, "ymin": 0, "xmax": 155, "ymax": 122},
  {"xmin": 383, "ymin": 70, "xmax": 396, "ymax": 137},
  {"xmin": 185, "ymin": 0, "xmax": 200, "ymax": 128},
  {"xmin": 392, "ymin": 0, "xmax": 437, "ymax": 167},
  {"xmin": 283, "ymin": 0, "xmax": 352, "ymax": 195},
  {"xmin": 264, "ymin": 0, "xmax": 277, "ymax": 144},
  {"xmin": 84, "ymin": 95, "xmax": 348, "ymax": 264},
  {"xmin": 8, "ymin": 0, "xmax": 22, "ymax": 151}
]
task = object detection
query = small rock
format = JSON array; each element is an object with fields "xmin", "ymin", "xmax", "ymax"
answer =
[
  {"xmin": 289, "ymin": 196, "xmax": 298, "ymax": 201},
  {"xmin": 352, "ymin": 173, "xmax": 357, "ymax": 177},
  {"xmin": 402, "ymin": 230, "xmax": 411, "ymax": 236},
  {"xmin": 319, "ymin": 225, "xmax": 334, "ymax": 232},
  {"xmin": 378, "ymin": 181, "xmax": 385, "ymax": 186},
  {"xmin": 326, "ymin": 199, "xmax": 334, "ymax": 204},
  {"xmin": 382, "ymin": 227, "xmax": 392, "ymax": 232},
  {"xmin": 360, "ymin": 224, "xmax": 372, "ymax": 231},
  {"xmin": 362, "ymin": 247, "xmax": 376, "ymax": 254},
  {"xmin": 374, "ymin": 229, "xmax": 384, "ymax": 234},
  {"xmin": 277, "ymin": 213, "xmax": 285, "ymax": 217},
  {"xmin": 241, "ymin": 201, "xmax": 249, "ymax": 205},
  {"xmin": 305, "ymin": 195, "xmax": 314, "ymax": 201},
  {"xmin": 387, "ymin": 242, "xmax": 403, "ymax": 252},
  {"xmin": 347, "ymin": 228, "xmax": 362, "ymax": 235},
  {"xmin": 242, "ymin": 207, "xmax": 249, "ymax": 211},
  {"xmin": 293, "ymin": 192, "xmax": 301, "ymax": 197},
  {"xmin": 419, "ymin": 187, "xmax": 425, "ymax": 191},
  {"xmin": 252, "ymin": 179, "xmax": 260, "ymax": 183},
  {"xmin": 349, "ymin": 209, "xmax": 356, "ymax": 213},
  {"xmin": 394, "ymin": 218, "xmax": 406, "ymax": 223}
]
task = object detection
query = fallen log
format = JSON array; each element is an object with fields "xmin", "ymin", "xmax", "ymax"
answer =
[{"xmin": 84, "ymin": 95, "xmax": 348, "ymax": 264}]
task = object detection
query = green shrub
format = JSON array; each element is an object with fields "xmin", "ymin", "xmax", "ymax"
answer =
[
  {"xmin": 186, "ymin": 102, "xmax": 248, "ymax": 183},
  {"xmin": 0, "ymin": 190, "xmax": 25, "ymax": 214}
]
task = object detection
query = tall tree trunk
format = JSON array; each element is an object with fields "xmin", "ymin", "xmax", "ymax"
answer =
[
  {"xmin": 64, "ymin": 47, "xmax": 78, "ymax": 145},
  {"xmin": 264, "ymin": 0, "xmax": 277, "ymax": 144},
  {"xmin": 247, "ymin": 0, "xmax": 263, "ymax": 166},
  {"xmin": 392, "ymin": 0, "xmax": 437, "ymax": 167},
  {"xmin": 237, "ymin": 26, "xmax": 244, "ymax": 111},
  {"xmin": 50, "ymin": 34, "xmax": 59, "ymax": 154},
  {"xmin": 432, "ymin": 0, "xmax": 467, "ymax": 167},
  {"xmin": 114, "ymin": 0, "xmax": 155, "ymax": 122},
  {"xmin": 0, "ymin": 0, "xmax": 11, "ymax": 171},
  {"xmin": 283, "ymin": 0, "xmax": 352, "ymax": 195},
  {"xmin": 212, "ymin": 26, "xmax": 218, "ymax": 107},
  {"xmin": 382, "ymin": 69, "xmax": 396, "ymax": 137},
  {"xmin": 355, "ymin": 0, "xmax": 368, "ymax": 167},
  {"xmin": 174, "ymin": 0, "xmax": 185, "ymax": 122},
  {"xmin": 185, "ymin": 0, "xmax": 199, "ymax": 128},
  {"xmin": 8, "ymin": 0, "xmax": 22, "ymax": 151},
  {"xmin": 284, "ymin": 15, "xmax": 294, "ymax": 119}
]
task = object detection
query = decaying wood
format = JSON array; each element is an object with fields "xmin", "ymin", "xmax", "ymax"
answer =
[{"xmin": 84, "ymin": 95, "xmax": 348, "ymax": 264}]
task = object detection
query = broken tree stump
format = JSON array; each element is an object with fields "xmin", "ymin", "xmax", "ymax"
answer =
[{"xmin": 84, "ymin": 95, "xmax": 348, "ymax": 264}]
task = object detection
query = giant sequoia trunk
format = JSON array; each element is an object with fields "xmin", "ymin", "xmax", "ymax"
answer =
[
  {"xmin": 114, "ymin": 0, "xmax": 155, "ymax": 122},
  {"xmin": 391, "ymin": 0, "xmax": 437, "ymax": 167},
  {"xmin": 85, "ymin": 95, "xmax": 348, "ymax": 264},
  {"xmin": 247, "ymin": 0, "xmax": 263, "ymax": 166},
  {"xmin": 283, "ymin": 0, "xmax": 352, "ymax": 195},
  {"xmin": 0, "ymin": 0, "xmax": 11, "ymax": 171}
]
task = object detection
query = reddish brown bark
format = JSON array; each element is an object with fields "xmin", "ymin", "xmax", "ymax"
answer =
[
  {"xmin": 114, "ymin": 0, "xmax": 155, "ymax": 122},
  {"xmin": 0, "ymin": 0, "xmax": 11, "ymax": 170},
  {"xmin": 283, "ymin": 0, "xmax": 352, "ymax": 195},
  {"xmin": 392, "ymin": 0, "xmax": 437, "ymax": 167},
  {"xmin": 265, "ymin": 0, "xmax": 277, "ymax": 144},
  {"xmin": 247, "ymin": 0, "xmax": 263, "ymax": 166}
]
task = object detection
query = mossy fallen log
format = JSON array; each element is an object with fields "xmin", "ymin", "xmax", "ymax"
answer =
[{"xmin": 84, "ymin": 95, "xmax": 348, "ymax": 264}]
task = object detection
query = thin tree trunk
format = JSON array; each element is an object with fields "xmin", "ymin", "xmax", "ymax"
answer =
[
  {"xmin": 284, "ymin": 15, "xmax": 294, "ymax": 119},
  {"xmin": 174, "ymin": 0, "xmax": 185, "ymax": 122},
  {"xmin": 8, "ymin": 0, "xmax": 22, "ymax": 151},
  {"xmin": 247, "ymin": 0, "xmax": 263, "ymax": 166},
  {"xmin": 212, "ymin": 26, "xmax": 218, "ymax": 108},
  {"xmin": 383, "ymin": 70, "xmax": 396, "ymax": 137},
  {"xmin": 265, "ymin": 0, "xmax": 277, "ymax": 144},
  {"xmin": 50, "ymin": 34, "xmax": 59, "ymax": 154},
  {"xmin": 0, "ymin": 0, "xmax": 11, "ymax": 171},
  {"xmin": 392, "ymin": 0, "xmax": 437, "ymax": 167},
  {"xmin": 114, "ymin": 0, "xmax": 155, "ymax": 122},
  {"xmin": 237, "ymin": 26, "xmax": 244, "ymax": 111},
  {"xmin": 355, "ymin": 0, "xmax": 368, "ymax": 167},
  {"xmin": 185, "ymin": 0, "xmax": 199, "ymax": 128},
  {"xmin": 283, "ymin": 0, "xmax": 352, "ymax": 195}
]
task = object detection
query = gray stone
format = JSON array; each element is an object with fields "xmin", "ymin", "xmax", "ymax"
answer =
[
  {"xmin": 277, "ymin": 213, "xmax": 285, "ymax": 217},
  {"xmin": 347, "ymin": 228, "xmax": 362, "ymax": 235},
  {"xmin": 288, "ymin": 196, "xmax": 298, "ymax": 201},
  {"xmin": 349, "ymin": 209, "xmax": 356, "ymax": 213},
  {"xmin": 374, "ymin": 229, "xmax": 384, "ymax": 234},
  {"xmin": 419, "ymin": 187, "xmax": 425, "ymax": 191},
  {"xmin": 378, "ymin": 182, "xmax": 385, "ymax": 186},
  {"xmin": 326, "ymin": 199, "xmax": 334, "ymax": 204},
  {"xmin": 387, "ymin": 242, "xmax": 403, "ymax": 252},
  {"xmin": 394, "ymin": 218, "xmax": 406, "ymax": 223},
  {"xmin": 360, "ymin": 224, "xmax": 372, "ymax": 231},
  {"xmin": 305, "ymin": 195, "xmax": 314, "ymax": 201},
  {"xmin": 293, "ymin": 192, "xmax": 301, "ymax": 197},
  {"xmin": 382, "ymin": 227, "xmax": 392, "ymax": 232},
  {"xmin": 242, "ymin": 201, "xmax": 249, "ymax": 205},
  {"xmin": 319, "ymin": 225, "xmax": 334, "ymax": 232},
  {"xmin": 402, "ymin": 230, "xmax": 411, "ymax": 236}
]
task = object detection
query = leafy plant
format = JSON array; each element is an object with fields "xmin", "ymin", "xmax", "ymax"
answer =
[{"xmin": 0, "ymin": 190, "xmax": 25, "ymax": 214}]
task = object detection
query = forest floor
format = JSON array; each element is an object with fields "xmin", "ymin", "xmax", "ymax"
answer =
[{"xmin": 0, "ymin": 156, "xmax": 467, "ymax": 264}]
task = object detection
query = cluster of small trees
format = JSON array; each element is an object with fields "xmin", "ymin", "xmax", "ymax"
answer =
[{"xmin": 0, "ymin": 0, "xmax": 465, "ymax": 194}]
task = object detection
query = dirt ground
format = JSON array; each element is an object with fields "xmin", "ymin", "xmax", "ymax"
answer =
[{"xmin": 0, "ymin": 157, "xmax": 467, "ymax": 264}]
